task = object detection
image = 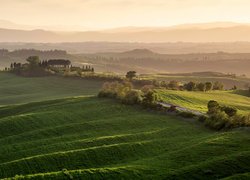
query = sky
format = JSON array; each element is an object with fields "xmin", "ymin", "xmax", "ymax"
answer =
[{"xmin": 0, "ymin": 0, "xmax": 250, "ymax": 31}]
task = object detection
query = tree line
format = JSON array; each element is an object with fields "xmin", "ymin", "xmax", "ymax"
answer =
[{"xmin": 7, "ymin": 56, "xmax": 94, "ymax": 77}]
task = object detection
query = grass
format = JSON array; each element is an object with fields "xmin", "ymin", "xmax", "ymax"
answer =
[
  {"xmin": 0, "ymin": 72, "xmax": 103, "ymax": 106},
  {"xmin": 0, "ymin": 72, "xmax": 249, "ymax": 179},
  {"xmin": 0, "ymin": 97, "xmax": 249, "ymax": 179},
  {"xmin": 157, "ymin": 89, "xmax": 250, "ymax": 115},
  {"xmin": 140, "ymin": 74, "xmax": 250, "ymax": 90}
]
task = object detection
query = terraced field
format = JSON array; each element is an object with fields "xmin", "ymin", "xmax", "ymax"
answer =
[
  {"xmin": 0, "ymin": 97, "xmax": 250, "ymax": 179},
  {"xmin": 157, "ymin": 89, "xmax": 250, "ymax": 115}
]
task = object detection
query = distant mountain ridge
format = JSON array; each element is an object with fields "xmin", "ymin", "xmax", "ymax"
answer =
[{"xmin": 2, "ymin": 22, "xmax": 250, "ymax": 42}]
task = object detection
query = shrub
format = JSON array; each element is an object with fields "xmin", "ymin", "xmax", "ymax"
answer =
[
  {"xmin": 197, "ymin": 82, "xmax": 206, "ymax": 91},
  {"xmin": 184, "ymin": 81, "xmax": 196, "ymax": 91},
  {"xmin": 168, "ymin": 105, "xmax": 177, "ymax": 112},
  {"xmin": 98, "ymin": 81, "xmax": 132, "ymax": 99},
  {"xmin": 142, "ymin": 90, "xmax": 158, "ymax": 108},
  {"xmin": 213, "ymin": 81, "xmax": 224, "ymax": 90},
  {"xmin": 205, "ymin": 111, "xmax": 229, "ymax": 130},
  {"xmin": 228, "ymin": 114, "xmax": 250, "ymax": 128},
  {"xmin": 205, "ymin": 82, "xmax": 213, "ymax": 91},
  {"xmin": 198, "ymin": 115, "xmax": 208, "ymax": 123},
  {"xmin": 168, "ymin": 80, "xmax": 180, "ymax": 90},
  {"xmin": 178, "ymin": 111, "xmax": 196, "ymax": 118},
  {"xmin": 122, "ymin": 90, "xmax": 142, "ymax": 105},
  {"xmin": 141, "ymin": 85, "xmax": 155, "ymax": 93},
  {"xmin": 221, "ymin": 106, "xmax": 237, "ymax": 117},
  {"xmin": 207, "ymin": 100, "xmax": 220, "ymax": 114}
]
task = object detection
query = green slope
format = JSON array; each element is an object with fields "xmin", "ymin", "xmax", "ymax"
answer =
[
  {"xmin": 140, "ymin": 73, "xmax": 250, "ymax": 90},
  {"xmin": 157, "ymin": 89, "xmax": 250, "ymax": 115},
  {"xmin": 0, "ymin": 97, "xmax": 249, "ymax": 179},
  {"xmin": 0, "ymin": 72, "xmax": 102, "ymax": 106}
]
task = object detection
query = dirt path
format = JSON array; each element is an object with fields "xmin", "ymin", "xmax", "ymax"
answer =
[{"xmin": 157, "ymin": 102, "xmax": 205, "ymax": 116}]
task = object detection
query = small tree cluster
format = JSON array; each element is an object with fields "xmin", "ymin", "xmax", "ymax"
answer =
[
  {"xmin": 204, "ymin": 100, "xmax": 249, "ymax": 130},
  {"xmin": 126, "ymin": 71, "xmax": 137, "ymax": 81},
  {"xmin": 183, "ymin": 81, "xmax": 223, "ymax": 91},
  {"xmin": 98, "ymin": 81, "xmax": 159, "ymax": 108},
  {"xmin": 146, "ymin": 80, "xmax": 222, "ymax": 92}
]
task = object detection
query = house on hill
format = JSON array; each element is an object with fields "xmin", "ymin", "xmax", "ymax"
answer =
[{"xmin": 47, "ymin": 59, "xmax": 71, "ymax": 68}]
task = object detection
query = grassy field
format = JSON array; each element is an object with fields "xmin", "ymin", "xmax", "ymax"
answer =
[
  {"xmin": 0, "ymin": 72, "xmax": 102, "ymax": 106},
  {"xmin": 0, "ymin": 97, "xmax": 249, "ymax": 179},
  {"xmin": 157, "ymin": 89, "xmax": 250, "ymax": 115},
  {"xmin": 0, "ymin": 72, "xmax": 249, "ymax": 179},
  {"xmin": 140, "ymin": 73, "xmax": 250, "ymax": 90}
]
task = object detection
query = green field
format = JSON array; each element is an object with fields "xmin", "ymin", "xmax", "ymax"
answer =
[
  {"xmin": 140, "ymin": 73, "xmax": 250, "ymax": 90},
  {"xmin": 0, "ymin": 97, "xmax": 250, "ymax": 179},
  {"xmin": 0, "ymin": 72, "xmax": 250, "ymax": 179},
  {"xmin": 0, "ymin": 72, "xmax": 102, "ymax": 106},
  {"xmin": 157, "ymin": 89, "xmax": 250, "ymax": 115}
]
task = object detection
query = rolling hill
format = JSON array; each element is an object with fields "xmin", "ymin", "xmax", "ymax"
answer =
[
  {"xmin": 0, "ymin": 72, "xmax": 249, "ymax": 179},
  {"xmin": 157, "ymin": 89, "xmax": 250, "ymax": 115},
  {"xmin": 0, "ymin": 97, "xmax": 250, "ymax": 179},
  {"xmin": 0, "ymin": 72, "xmax": 102, "ymax": 106},
  {"xmin": 80, "ymin": 50, "xmax": 250, "ymax": 77}
]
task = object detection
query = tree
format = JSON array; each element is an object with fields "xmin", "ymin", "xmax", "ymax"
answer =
[
  {"xmin": 160, "ymin": 81, "xmax": 167, "ymax": 88},
  {"xmin": 197, "ymin": 82, "xmax": 206, "ymax": 91},
  {"xmin": 123, "ymin": 90, "xmax": 142, "ymax": 105},
  {"xmin": 168, "ymin": 81, "xmax": 180, "ymax": 90},
  {"xmin": 213, "ymin": 81, "xmax": 224, "ymax": 90},
  {"xmin": 26, "ymin": 56, "xmax": 40, "ymax": 68},
  {"xmin": 232, "ymin": 85, "xmax": 237, "ymax": 90},
  {"xmin": 126, "ymin": 71, "xmax": 136, "ymax": 80},
  {"xmin": 185, "ymin": 81, "xmax": 196, "ymax": 91},
  {"xmin": 207, "ymin": 100, "xmax": 220, "ymax": 114},
  {"xmin": 221, "ymin": 106, "xmax": 237, "ymax": 117},
  {"xmin": 142, "ymin": 90, "xmax": 158, "ymax": 107},
  {"xmin": 205, "ymin": 82, "xmax": 213, "ymax": 91}
]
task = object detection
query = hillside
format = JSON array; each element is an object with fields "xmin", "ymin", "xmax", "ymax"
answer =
[
  {"xmin": 0, "ymin": 97, "xmax": 250, "ymax": 179},
  {"xmin": 80, "ymin": 50, "xmax": 250, "ymax": 77},
  {"xmin": 157, "ymin": 90, "xmax": 250, "ymax": 115},
  {"xmin": 0, "ymin": 72, "xmax": 102, "ymax": 105},
  {"xmin": 141, "ymin": 73, "xmax": 250, "ymax": 90},
  {"xmin": 3, "ymin": 24, "xmax": 250, "ymax": 42},
  {"xmin": 4, "ymin": 42, "xmax": 250, "ymax": 54}
]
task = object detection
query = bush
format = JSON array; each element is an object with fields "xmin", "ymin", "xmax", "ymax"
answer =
[
  {"xmin": 142, "ymin": 90, "xmax": 158, "ymax": 108},
  {"xmin": 184, "ymin": 81, "xmax": 196, "ymax": 91},
  {"xmin": 98, "ymin": 81, "xmax": 132, "ymax": 99},
  {"xmin": 228, "ymin": 114, "xmax": 250, "ymax": 128},
  {"xmin": 207, "ymin": 100, "xmax": 220, "ymax": 114},
  {"xmin": 213, "ymin": 81, "xmax": 224, "ymax": 90},
  {"xmin": 178, "ymin": 111, "xmax": 196, "ymax": 118},
  {"xmin": 197, "ymin": 82, "xmax": 206, "ymax": 91},
  {"xmin": 122, "ymin": 90, "xmax": 142, "ymax": 105},
  {"xmin": 168, "ymin": 105, "xmax": 177, "ymax": 112},
  {"xmin": 205, "ymin": 111, "xmax": 229, "ymax": 130},
  {"xmin": 221, "ymin": 106, "xmax": 237, "ymax": 117},
  {"xmin": 198, "ymin": 115, "xmax": 208, "ymax": 123}
]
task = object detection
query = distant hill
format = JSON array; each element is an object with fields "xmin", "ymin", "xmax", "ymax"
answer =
[
  {"xmin": 121, "ymin": 49, "xmax": 156, "ymax": 57},
  {"xmin": 2, "ymin": 22, "xmax": 250, "ymax": 42},
  {"xmin": 4, "ymin": 42, "xmax": 250, "ymax": 54},
  {"xmin": 79, "ymin": 49, "xmax": 250, "ymax": 77}
]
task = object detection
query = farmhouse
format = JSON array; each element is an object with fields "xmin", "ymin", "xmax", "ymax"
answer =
[{"xmin": 48, "ymin": 59, "xmax": 71, "ymax": 68}]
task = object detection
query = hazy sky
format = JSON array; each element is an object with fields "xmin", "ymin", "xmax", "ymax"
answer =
[{"xmin": 0, "ymin": 0, "xmax": 250, "ymax": 30}]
